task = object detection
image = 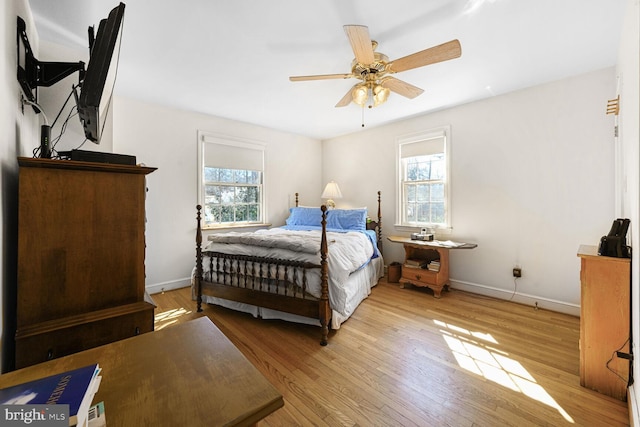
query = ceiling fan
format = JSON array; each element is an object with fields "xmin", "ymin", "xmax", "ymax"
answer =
[{"xmin": 289, "ymin": 25, "xmax": 462, "ymax": 109}]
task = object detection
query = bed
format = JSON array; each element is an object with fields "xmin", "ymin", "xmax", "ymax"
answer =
[{"xmin": 194, "ymin": 192, "xmax": 383, "ymax": 345}]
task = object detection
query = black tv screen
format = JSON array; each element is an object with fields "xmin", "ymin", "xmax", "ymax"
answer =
[{"xmin": 77, "ymin": 2, "xmax": 125, "ymax": 143}]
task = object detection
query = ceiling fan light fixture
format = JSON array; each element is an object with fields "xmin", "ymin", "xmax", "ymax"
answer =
[
  {"xmin": 352, "ymin": 84, "xmax": 368, "ymax": 106},
  {"xmin": 373, "ymin": 84, "xmax": 390, "ymax": 106},
  {"xmin": 289, "ymin": 26, "xmax": 461, "ymax": 112}
]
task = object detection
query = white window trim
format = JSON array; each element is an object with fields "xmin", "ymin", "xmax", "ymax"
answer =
[
  {"xmin": 395, "ymin": 126, "xmax": 452, "ymax": 233},
  {"xmin": 197, "ymin": 131, "xmax": 268, "ymax": 229}
]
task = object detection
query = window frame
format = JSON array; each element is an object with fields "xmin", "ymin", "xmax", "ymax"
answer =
[
  {"xmin": 396, "ymin": 126, "xmax": 452, "ymax": 231},
  {"xmin": 197, "ymin": 131, "xmax": 267, "ymax": 229}
]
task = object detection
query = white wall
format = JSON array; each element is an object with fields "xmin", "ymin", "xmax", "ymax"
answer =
[
  {"xmin": 616, "ymin": 0, "xmax": 640, "ymax": 419},
  {"xmin": 112, "ymin": 97, "xmax": 322, "ymax": 293},
  {"xmin": 323, "ymin": 67, "xmax": 616, "ymax": 315}
]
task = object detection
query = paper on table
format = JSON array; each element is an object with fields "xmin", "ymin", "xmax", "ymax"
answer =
[{"xmin": 433, "ymin": 240, "xmax": 464, "ymax": 248}]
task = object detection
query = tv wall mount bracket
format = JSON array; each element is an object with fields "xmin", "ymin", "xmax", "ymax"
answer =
[{"xmin": 17, "ymin": 16, "xmax": 85, "ymax": 108}]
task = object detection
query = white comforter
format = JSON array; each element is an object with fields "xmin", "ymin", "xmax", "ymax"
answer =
[{"xmin": 203, "ymin": 228, "xmax": 374, "ymax": 316}]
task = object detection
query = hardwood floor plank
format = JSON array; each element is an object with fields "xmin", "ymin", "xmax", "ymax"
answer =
[{"xmin": 151, "ymin": 279, "xmax": 629, "ymax": 426}]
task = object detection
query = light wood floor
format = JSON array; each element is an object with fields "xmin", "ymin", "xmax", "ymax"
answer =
[{"xmin": 151, "ymin": 279, "xmax": 629, "ymax": 426}]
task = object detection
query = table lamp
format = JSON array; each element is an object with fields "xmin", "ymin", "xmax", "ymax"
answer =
[{"xmin": 321, "ymin": 181, "xmax": 342, "ymax": 208}]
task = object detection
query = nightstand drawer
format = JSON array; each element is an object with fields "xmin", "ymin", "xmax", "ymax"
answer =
[{"xmin": 402, "ymin": 267, "xmax": 436, "ymax": 284}]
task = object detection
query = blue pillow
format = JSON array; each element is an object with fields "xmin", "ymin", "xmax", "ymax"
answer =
[
  {"xmin": 326, "ymin": 209, "xmax": 367, "ymax": 231},
  {"xmin": 286, "ymin": 207, "xmax": 323, "ymax": 226}
]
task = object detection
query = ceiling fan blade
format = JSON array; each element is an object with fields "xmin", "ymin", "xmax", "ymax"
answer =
[
  {"xmin": 289, "ymin": 73, "xmax": 352, "ymax": 82},
  {"xmin": 335, "ymin": 86, "xmax": 354, "ymax": 107},
  {"xmin": 344, "ymin": 25, "xmax": 375, "ymax": 65},
  {"xmin": 381, "ymin": 77, "xmax": 424, "ymax": 99},
  {"xmin": 388, "ymin": 39, "xmax": 461, "ymax": 73}
]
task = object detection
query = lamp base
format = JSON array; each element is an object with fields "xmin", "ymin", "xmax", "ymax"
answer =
[{"xmin": 326, "ymin": 199, "xmax": 336, "ymax": 209}]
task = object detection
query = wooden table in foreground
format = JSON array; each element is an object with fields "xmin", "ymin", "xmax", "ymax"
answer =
[
  {"xmin": 0, "ymin": 317, "xmax": 284, "ymax": 426},
  {"xmin": 387, "ymin": 236, "xmax": 477, "ymax": 298}
]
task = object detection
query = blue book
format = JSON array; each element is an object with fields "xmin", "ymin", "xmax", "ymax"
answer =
[{"xmin": 0, "ymin": 364, "xmax": 101, "ymax": 426}]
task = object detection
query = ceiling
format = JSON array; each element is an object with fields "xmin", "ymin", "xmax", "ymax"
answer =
[{"xmin": 28, "ymin": 0, "xmax": 626, "ymax": 140}]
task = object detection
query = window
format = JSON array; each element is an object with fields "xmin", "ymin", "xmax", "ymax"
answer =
[
  {"xmin": 203, "ymin": 167, "xmax": 262, "ymax": 224},
  {"xmin": 198, "ymin": 132, "xmax": 266, "ymax": 227},
  {"xmin": 397, "ymin": 128, "xmax": 450, "ymax": 229}
]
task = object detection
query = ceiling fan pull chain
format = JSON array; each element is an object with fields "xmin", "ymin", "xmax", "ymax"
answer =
[{"xmin": 361, "ymin": 103, "xmax": 365, "ymax": 128}]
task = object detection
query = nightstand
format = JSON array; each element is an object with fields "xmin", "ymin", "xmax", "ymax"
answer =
[{"xmin": 387, "ymin": 236, "xmax": 477, "ymax": 298}]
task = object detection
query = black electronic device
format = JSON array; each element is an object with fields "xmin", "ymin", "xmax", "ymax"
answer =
[
  {"xmin": 77, "ymin": 3, "xmax": 126, "ymax": 144},
  {"xmin": 58, "ymin": 149, "xmax": 136, "ymax": 166},
  {"xmin": 40, "ymin": 125, "xmax": 51, "ymax": 159},
  {"xmin": 17, "ymin": 3, "xmax": 126, "ymax": 148},
  {"xmin": 598, "ymin": 218, "xmax": 631, "ymax": 258}
]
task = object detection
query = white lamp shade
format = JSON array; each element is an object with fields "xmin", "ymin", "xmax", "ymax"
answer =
[{"xmin": 321, "ymin": 181, "xmax": 343, "ymax": 199}]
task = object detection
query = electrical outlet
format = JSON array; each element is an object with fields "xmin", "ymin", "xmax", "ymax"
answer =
[{"xmin": 513, "ymin": 267, "xmax": 522, "ymax": 278}]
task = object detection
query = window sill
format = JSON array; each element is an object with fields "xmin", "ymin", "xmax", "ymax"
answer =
[{"xmin": 202, "ymin": 223, "xmax": 271, "ymax": 231}]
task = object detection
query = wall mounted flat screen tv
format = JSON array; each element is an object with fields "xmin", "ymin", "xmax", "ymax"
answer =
[{"xmin": 77, "ymin": 2, "xmax": 125, "ymax": 143}]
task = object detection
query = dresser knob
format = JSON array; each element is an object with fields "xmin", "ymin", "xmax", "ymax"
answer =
[
  {"xmin": 47, "ymin": 349, "xmax": 53, "ymax": 360},
  {"xmin": 135, "ymin": 326, "xmax": 140, "ymax": 335}
]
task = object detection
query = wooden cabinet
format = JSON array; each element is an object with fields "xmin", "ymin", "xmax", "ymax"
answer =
[
  {"xmin": 577, "ymin": 245, "xmax": 630, "ymax": 401},
  {"xmin": 15, "ymin": 157, "xmax": 157, "ymax": 369}
]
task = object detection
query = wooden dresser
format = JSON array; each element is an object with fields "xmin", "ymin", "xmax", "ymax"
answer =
[
  {"xmin": 15, "ymin": 157, "xmax": 157, "ymax": 369},
  {"xmin": 577, "ymin": 244, "xmax": 630, "ymax": 401}
]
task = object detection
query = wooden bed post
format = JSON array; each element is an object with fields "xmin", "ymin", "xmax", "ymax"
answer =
[
  {"xmin": 196, "ymin": 205, "xmax": 204, "ymax": 312},
  {"xmin": 319, "ymin": 205, "xmax": 330, "ymax": 346},
  {"xmin": 295, "ymin": 192, "xmax": 299, "ymax": 207}
]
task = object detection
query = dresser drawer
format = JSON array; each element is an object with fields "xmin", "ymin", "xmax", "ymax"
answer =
[{"xmin": 15, "ymin": 302, "xmax": 154, "ymax": 369}]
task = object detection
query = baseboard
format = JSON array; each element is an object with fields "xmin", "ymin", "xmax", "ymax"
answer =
[
  {"xmin": 146, "ymin": 278, "xmax": 191, "ymax": 295},
  {"xmin": 630, "ymin": 385, "xmax": 640, "ymax": 427},
  {"xmin": 449, "ymin": 279, "xmax": 580, "ymax": 317}
]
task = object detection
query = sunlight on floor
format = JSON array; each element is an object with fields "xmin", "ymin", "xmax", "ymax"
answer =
[
  {"xmin": 154, "ymin": 307, "xmax": 192, "ymax": 330},
  {"xmin": 434, "ymin": 319, "xmax": 574, "ymax": 423}
]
